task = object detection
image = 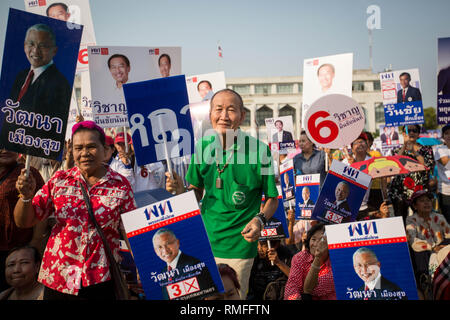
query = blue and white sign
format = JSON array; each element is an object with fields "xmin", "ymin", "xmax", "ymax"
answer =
[
  {"xmin": 295, "ymin": 174, "xmax": 320, "ymax": 220},
  {"xmin": 123, "ymin": 75, "xmax": 194, "ymax": 166},
  {"xmin": 380, "ymin": 69, "xmax": 424, "ymax": 127},
  {"xmin": 121, "ymin": 191, "xmax": 223, "ymax": 300},
  {"xmin": 326, "ymin": 217, "xmax": 418, "ymax": 300},
  {"xmin": 261, "ymin": 186, "xmax": 290, "ymax": 240},
  {"xmin": 311, "ymin": 160, "xmax": 372, "ymax": 224},
  {"xmin": 280, "ymin": 159, "xmax": 295, "ymax": 201}
]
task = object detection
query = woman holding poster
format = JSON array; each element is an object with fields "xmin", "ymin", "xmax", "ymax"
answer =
[
  {"xmin": 284, "ymin": 223, "xmax": 336, "ymax": 300},
  {"xmin": 13, "ymin": 121, "xmax": 136, "ymax": 300}
]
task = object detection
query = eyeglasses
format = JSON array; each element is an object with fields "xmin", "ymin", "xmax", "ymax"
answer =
[{"xmin": 406, "ymin": 128, "xmax": 419, "ymax": 134}]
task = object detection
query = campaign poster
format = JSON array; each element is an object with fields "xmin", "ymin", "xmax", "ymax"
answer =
[
  {"xmin": 279, "ymin": 159, "xmax": 295, "ymax": 201},
  {"xmin": 88, "ymin": 46, "xmax": 181, "ymax": 128},
  {"xmin": 123, "ymin": 75, "xmax": 193, "ymax": 166},
  {"xmin": 437, "ymin": 37, "xmax": 450, "ymax": 125},
  {"xmin": 304, "ymin": 94, "xmax": 365, "ymax": 150},
  {"xmin": 265, "ymin": 116, "xmax": 296, "ymax": 154},
  {"xmin": 311, "ymin": 160, "xmax": 372, "ymax": 224},
  {"xmin": 65, "ymin": 92, "xmax": 80, "ymax": 139},
  {"xmin": 261, "ymin": 186, "xmax": 289, "ymax": 240},
  {"xmin": 326, "ymin": 217, "xmax": 418, "ymax": 300},
  {"xmin": 379, "ymin": 68, "xmax": 424, "ymax": 127},
  {"xmin": 186, "ymin": 71, "xmax": 226, "ymax": 104},
  {"xmin": 186, "ymin": 71, "xmax": 226, "ymax": 143},
  {"xmin": 24, "ymin": 0, "xmax": 96, "ymax": 73},
  {"xmin": 302, "ymin": 53, "xmax": 353, "ymax": 127},
  {"xmin": 295, "ymin": 174, "xmax": 320, "ymax": 220},
  {"xmin": 0, "ymin": 8, "xmax": 82, "ymax": 160},
  {"xmin": 121, "ymin": 191, "xmax": 224, "ymax": 300},
  {"xmin": 378, "ymin": 124, "xmax": 402, "ymax": 156}
]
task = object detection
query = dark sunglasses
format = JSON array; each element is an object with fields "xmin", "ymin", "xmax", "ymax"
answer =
[{"xmin": 407, "ymin": 128, "xmax": 419, "ymax": 133}]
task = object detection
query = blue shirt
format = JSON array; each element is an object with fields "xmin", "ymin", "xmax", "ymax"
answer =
[{"xmin": 293, "ymin": 149, "xmax": 327, "ymax": 186}]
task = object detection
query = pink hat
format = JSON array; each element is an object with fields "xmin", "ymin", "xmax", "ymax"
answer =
[{"xmin": 72, "ymin": 121, "xmax": 106, "ymax": 141}]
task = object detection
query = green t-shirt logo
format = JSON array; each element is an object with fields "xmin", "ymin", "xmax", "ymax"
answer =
[{"xmin": 232, "ymin": 191, "xmax": 246, "ymax": 205}]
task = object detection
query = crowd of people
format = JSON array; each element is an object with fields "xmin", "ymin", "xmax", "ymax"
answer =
[{"xmin": 0, "ymin": 88, "xmax": 449, "ymax": 301}]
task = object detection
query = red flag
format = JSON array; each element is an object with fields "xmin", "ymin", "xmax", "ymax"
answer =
[{"xmin": 218, "ymin": 45, "xmax": 223, "ymax": 58}]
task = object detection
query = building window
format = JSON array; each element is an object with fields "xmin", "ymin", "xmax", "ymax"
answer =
[
  {"xmin": 279, "ymin": 105, "xmax": 296, "ymax": 124},
  {"xmin": 256, "ymin": 105, "xmax": 273, "ymax": 126},
  {"xmin": 373, "ymin": 81, "xmax": 381, "ymax": 91},
  {"xmin": 242, "ymin": 107, "xmax": 251, "ymax": 127},
  {"xmin": 352, "ymin": 81, "xmax": 365, "ymax": 92},
  {"xmin": 375, "ymin": 102, "xmax": 385, "ymax": 123},
  {"xmin": 233, "ymin": 85, "xmax": 250, "ymax": 95},
  {"xmin": 276, "ymin": 83, "xmax": 293, "ymax": 94},
  {"xmin": 297, "ymin": 83, "xmax": 303, "ymax": 93},
  {"xmin": 254, "ymin": 84, "xmax": 271, "ymax": 95}
]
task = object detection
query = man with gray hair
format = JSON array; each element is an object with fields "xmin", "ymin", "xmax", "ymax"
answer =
[
  {"xmin": 152, "ymin": 228, "xmax": 217, "ymax": 299},
  {"xmin": 1, "ymin": 23, "xmax": 71, "ymax": 157},
  {"xmin": 165, "ymin": 89, "xmax": 279, "ymax": 299},
  {"xmin": 352, "ymin": 247, "xmax": 406, "ymax": 300}
]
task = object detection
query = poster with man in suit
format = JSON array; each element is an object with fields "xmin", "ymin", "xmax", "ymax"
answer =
[
  {"xmin": 326, "ymin": 217, "xmax": 418, "ymax": 300},
  {"xmin": 120, "ymin": 191, "xmax": 223, "ymax": 300},
  {"xmin": 379, "ymin": 68, "xmax": 424, "ymax": 127},
  {"xmin": 265, "ymin": 116, "xmax": 295, "ymax": 154},
  {"xmin": 0, "ymin": 8, "xmax": 82, "ymax": 160},
  {"xmin": 311, "ymin": 160, "xmax": 372, "ymax": 224}
]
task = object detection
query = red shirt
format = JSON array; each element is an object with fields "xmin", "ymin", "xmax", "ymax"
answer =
[
  {"xmin": 284, "ymin": 250, "xmax": 336, "ymax": 300},
  {"xmin": 33, "ymin": 166, "xmax": 136, "ymax": 295}
]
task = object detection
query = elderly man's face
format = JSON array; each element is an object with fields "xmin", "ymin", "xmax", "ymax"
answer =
[
  {"xmin": 47, "ymin": 5, "xmax": 70, "ymax": 21},
  {"xmin": 109, "ymin": 57, "xmax": 130, "ymax": 86},
  {"xmin": 354, "ymin": 252, "xmax": 380, "ymax": 283},
  {"xmin": 318, "ymin": 65, "xmax": 335, "ymax": 91},
  {"xmin": 210, "ymin": 91, "xmax": 245, "ymax": 135},
  {"xmin": 335, "ymin": 183, "xmax": 349, "ymax": 201},
  {"xmin": 399, "ymin": 74, "xmax": 410, "ymax": 89},
  {"xmin": 159, "ymin": 56, "xmax": 171, "ymax": 78},
  {"xmin": 24, "ymin": 30, "xmax": 57, "ymax": 68},
  {"xmin": 302, "ymin": 188, "xmax": 310, "ymax": 202},
  {"xmin": 154, "ymin": 233, "xmax": 180, "ymax": 264}
]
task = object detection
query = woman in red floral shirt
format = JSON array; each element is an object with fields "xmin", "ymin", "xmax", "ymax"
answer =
[
  {"xmin": 284, "ymin": 223, "xmax": 336, "ymax": 300},
  {"xmin": 14, "ymin": 121, "xmax": 136, "ymax": 300}
]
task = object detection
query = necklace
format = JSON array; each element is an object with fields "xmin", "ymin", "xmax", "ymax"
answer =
[{"xmin": 215, "ymin": 149, "xmax": 235, "ymax": 189}]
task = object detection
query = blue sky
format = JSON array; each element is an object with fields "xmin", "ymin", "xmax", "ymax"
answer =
[{"xmin": 1, "ymin": 0, "xmax": 450, "ymax": 108}]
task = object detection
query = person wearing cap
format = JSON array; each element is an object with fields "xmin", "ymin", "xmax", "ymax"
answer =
[
  {"xmin": 434, "ymin": 124, "xmax": 450, "ymax": 223},
  {"xmin": 109, "ymin": 132, "xmax": 135, "ymax": 188},
  {"xmin": 13, "ymin": 121, "xmax": 136, "ymax": 300},
  {"xmin": 406, "ymin": 189, "xmax": 450, "ymax": 298}
]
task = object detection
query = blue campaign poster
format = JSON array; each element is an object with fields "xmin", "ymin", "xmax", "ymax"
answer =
[
  {"xmin": 0, "ymin": 8, "xmax": 82, "ymax": 160},
  {"xmin": 280, "ymin": 160, "xmax": 295, "ymax": 201},
  {"xmin": 261, "ymin": 191, "xmax": 289, "ymax": 240},
  {"xmin": 311, "ymin": 161, "xmax": 372, "ymax": 224},
  {"xmin": 123, "ymin": 75, "xmax": 194, "ymax": 166},
  {"xmin": 326, "ymin": 218, "xmax": 418, "ymax": 300},
  {"xmin": 121, "ymin": 192, "xmax": 223, "ymax": 300},
  {"xmin": 383, "ymin": 101, "xmax": 424, "ymax": 127},
  {"xmin": 295, "ymin": 174, "xmax": 320, "ymax": 220}
]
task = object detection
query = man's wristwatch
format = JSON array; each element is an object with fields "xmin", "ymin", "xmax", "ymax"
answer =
[{"xmin": 255, "ymin": 212, "xmax": 267, "ymax": 229}]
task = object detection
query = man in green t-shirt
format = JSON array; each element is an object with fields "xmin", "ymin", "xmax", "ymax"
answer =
[{"xmin": 166, "ymin": 89, "xmax": 279, "ymax": 299}]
